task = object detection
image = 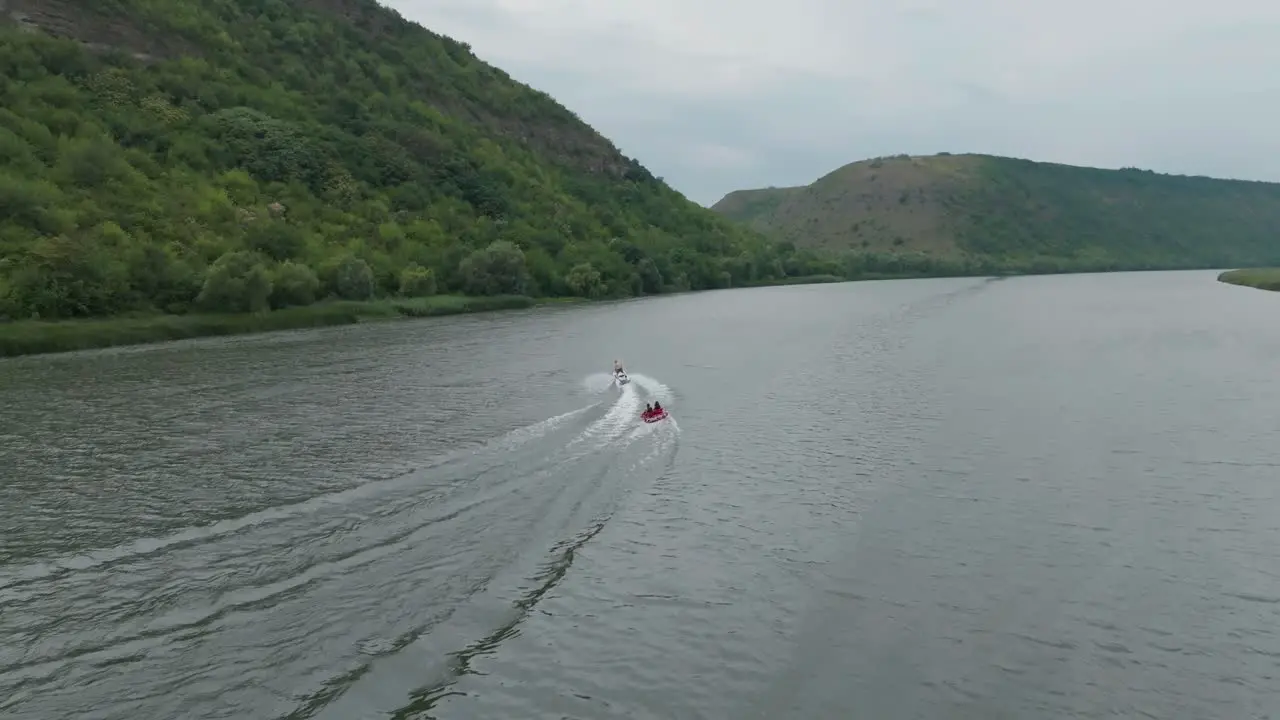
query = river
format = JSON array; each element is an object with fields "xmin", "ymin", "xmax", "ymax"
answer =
[{"xmin": 2, "ymin": 270, "xmax": 1278, "ymax": 719}]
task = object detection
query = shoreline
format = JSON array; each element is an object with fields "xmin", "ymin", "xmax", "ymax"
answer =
[
  {"xmin": 0, "ymin": 295, "xmax": 558, "ymax": 358},
  {"xmin": 1217, "ymin": 268, "xmax": 1280, "ymax": 292},
  {"xmin": 0, "ymin": 276, "xmax": 871, "ymax": 359},
  {"xmin": 0, "ymin": 268, "xmax": 1229, "ymax": 358}
]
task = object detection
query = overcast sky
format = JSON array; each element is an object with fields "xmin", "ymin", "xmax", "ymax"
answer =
[{"xmin": 385, "ymin": 0, "xmax": 1280, "ymax": 206}]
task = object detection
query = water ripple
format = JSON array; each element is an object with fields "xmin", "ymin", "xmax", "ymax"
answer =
[{"xmin": 3, "ymin": 272, "xmax": 1280, "ymax": 719}]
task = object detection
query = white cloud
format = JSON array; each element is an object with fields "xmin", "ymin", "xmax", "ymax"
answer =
[
  {"xmin": 386, "ymin": 0, "xmax": 1280, "ymax": 205},
  {"xmin": 683, "ymin": 143, "xmax": 759, "ymax": 170}
]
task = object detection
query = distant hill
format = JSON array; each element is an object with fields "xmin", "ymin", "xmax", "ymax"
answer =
[
  {"xmin": 712, "ymin": 153, "xmax": 1280, "ymax": 274},
  {"xmin": 0, "ymin": 0, "xmax": 819, "ymax": 321}
]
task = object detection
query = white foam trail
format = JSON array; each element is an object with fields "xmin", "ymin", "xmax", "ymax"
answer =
[
  {"xmin": 564, "ymin": 383, "xmax": 642, "ymax": 450},
  {"xmin": 604, "ymin": 385, "xmax": 642, "ymax": 438},
  {"xmin": 492, "ymin": 404, "xmax": 597, "ymax": 451},
  {"xmin": 0, "ymin": 405, "xmax": 595, "ymax": 592},
  {"xmin": 616, "ymin": 412, "xmax": 659, "ymax": 448},
  {"xmin": 630, "ymin": 373, "xmax": 673, "ymax": 403},
  {"xmin": 616, "ymin": 407, "xmax": 680, "ymax": 451},
  {"xmin": 581, "ymin": 373, "xmax": 617, "ymax": 394},
  {"xmin": 638, "ymin": 429, "xmax": 677, "ymax": 466},
  {"xmin": 614, "ymin": 414, "xmax": 679, "ymax": 470}
]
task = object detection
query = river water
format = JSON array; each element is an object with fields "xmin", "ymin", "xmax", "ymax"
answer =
[{"xmin": 2, "ymin": 270, "xmax": 1278, "ymax": 719}]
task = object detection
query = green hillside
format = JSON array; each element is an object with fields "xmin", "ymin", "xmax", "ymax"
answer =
[
  {"xmin": 0, "ymin": 0, "xmax": 822, "ymax": 326},
  {"xmin": 713, "ymin": 153, "xmax": 1280, "ymax": 274},
  {"xmin": 710, "ymin": 186, "xmax": 802, "ymax": 228}
]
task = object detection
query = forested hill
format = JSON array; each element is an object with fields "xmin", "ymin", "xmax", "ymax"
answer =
[
  {"xmin": 712, "ymin": 153, "xmax": 1280, "ymax": 274},
  {"xmin": 0, "ymin": 0, "xmax": 806, "ymax": 321}
]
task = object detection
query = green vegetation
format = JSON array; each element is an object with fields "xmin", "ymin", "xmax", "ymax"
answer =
[
  {"xmin": 713, "ymin": 153, "xmax": 1280, "ymax": 274},
  {"xmin": 1218, "ymin": 268, "xmax": 1280, "ymax": 292},
  {"xmin": 0, "ymin": 0, "xmax": 847, "ymax": 355},
  {"xmin": 0, "ymin": 295, "xmax": 547, "ymax": 357},
  {"xmin": 12, "ymin": 2, "xmax": 1268, "ymax": 358}
]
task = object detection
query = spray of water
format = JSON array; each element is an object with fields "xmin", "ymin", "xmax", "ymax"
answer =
[{"xmin": 630, "ymin": 373, "xmax": 674, "ymax": 403}]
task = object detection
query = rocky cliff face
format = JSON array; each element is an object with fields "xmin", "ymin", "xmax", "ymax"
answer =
[{"xmin": 1, "ymin": 0, "xmax": 195, "ymax": 61}]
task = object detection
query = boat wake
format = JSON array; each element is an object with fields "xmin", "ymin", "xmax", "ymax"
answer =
[{"xmin": 0, "ymin": 383, "xmax": 680, "ymax": 720}]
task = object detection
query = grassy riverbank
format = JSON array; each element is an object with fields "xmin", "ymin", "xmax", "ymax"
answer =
[
  {"xmin": 1218, "ymin": 268, "xmax": 1280, "ymax": 291},
  {"xmin": 0, "ymin": 295, "xmax": 548, "ymax": 358},
  {"xmin": 741, "ymin": 274, "xmax": 848, "ymax": 287},
  {"xmin": 3, "ymin": 269, "xmax": 943, "ymax": 358},
  {"xmin": 5, "ymin": 265, "xmax": 1137, "ymax": 359},
  {"xmin": 0, "ymin": 270, "xmax": 1011, "ymax": 358}
]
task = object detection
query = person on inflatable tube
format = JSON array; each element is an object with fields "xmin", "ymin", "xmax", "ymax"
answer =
[{"xmin": 642, "ymin": 401, "xmax": 666, "ymax": 421}]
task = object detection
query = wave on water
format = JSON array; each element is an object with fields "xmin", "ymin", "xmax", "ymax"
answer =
[
  {"xmin": 0, "ymin": 403, "xmax": 600, "ymax": 596},
  {"xmin": 582, "ymin": 372, "xmax": 617, "ymax": 394},
  {"xmin": 564, "ymin": 382, "xmax": 644, "ymax": 449},
  {"xmin": 0, "ymin": 382, "xmax": 681, "ymax": 720},
  {"xmin": 581, "ymin": 371, "xmax": 673, "ymax": 401},
  {"xmin": 309, "ymin": 388, "xmax": 681, "ymax": 720},
  {"xmin": 630, "ymin": 373, "xmax": 675, "ymax": 403}
]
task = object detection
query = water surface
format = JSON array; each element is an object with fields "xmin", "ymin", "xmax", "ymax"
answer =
[{"xmin": 2, "ymin": 270, "xmax": 1278, "ymax": 719}]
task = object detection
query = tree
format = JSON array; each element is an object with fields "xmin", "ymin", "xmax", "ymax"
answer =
[
  {"xmin": 458, "ymin": 240, "xmax": 530, "ymax": 296},
  {"xmin": 196, "ymin": 251, "xmax": 273, "ymax": 312},
  {"xmin": 246, "ymin": 220, "xmax": 308, "ymax": 261},
  {"xmin": 635, "ymin": 257, "xmax": 664, "ymax": 293},
  {"xmin": 270, "ymin": 261, "xmax": 320, "ymax": 307},
  {"xmin": 0, "ymin": 8, "xmax": 800, "ymax": 323},
  {"xmin": 5, "ymin": 234, "xmax": 129, "ymax": 318},
  {"xmin": 398, "ymin": 263, "xmax": 437, "ymax": 296},
  {"xmin": 565, "ymin": 262, "xmax": 603, "ymax": 298},
  {"xmin": 324, "ymin": 254, "xmax": 375, "ymax": 300}
]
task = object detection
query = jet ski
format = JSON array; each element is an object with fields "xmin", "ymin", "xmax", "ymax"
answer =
[
  {"xmin": 641, "ymin": 407, "xmax": 668, "ymax": 423},
  {"xmin": 614, "ymin": 369, "xmax": 630, "ymax": 386}
]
